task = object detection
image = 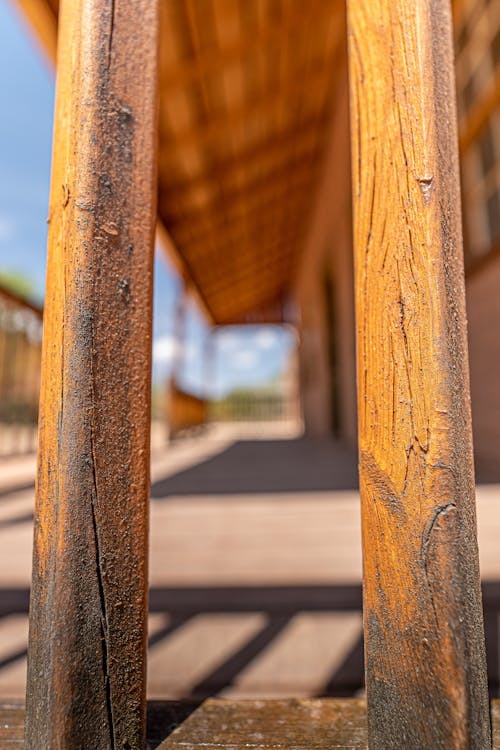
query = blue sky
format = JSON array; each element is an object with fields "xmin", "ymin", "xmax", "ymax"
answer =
[{"xmin": 0, "ymin": 0, "xmax": 293, "ymax": 396}]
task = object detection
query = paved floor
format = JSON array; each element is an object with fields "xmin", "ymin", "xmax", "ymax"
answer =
[{"xmin": 1, "ymin": 421, "xmax": 500, "ymax": 701}]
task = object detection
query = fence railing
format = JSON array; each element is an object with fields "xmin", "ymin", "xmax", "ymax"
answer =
[
  {"xmin": 209, "ymin": 392, "xmax": 297, "ymax": 423},
  {"xmin": 0, "ymin": 286, "xmax": 42, "ymax": 457}
]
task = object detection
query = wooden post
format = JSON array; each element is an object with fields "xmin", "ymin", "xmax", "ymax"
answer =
[
  {"xmin": 203, "ymin": 326, "xmax": 216, "ymax": 402},
  {"xmin": 172, "ymin": 278, "xmax": 188, "ymax": 384},
  {"xmin": 25, "ymin": 1, "xmax": 159, "ymax": 748},
  {"xmin": 347, "ymin": 1, "xmax": 492, "ymax": 747}
]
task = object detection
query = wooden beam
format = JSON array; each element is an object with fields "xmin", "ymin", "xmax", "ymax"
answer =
[
  {"xmin": 459, "ymin": 69, "xmax": 500, "ymax": 154},
  {"xmin": 156, "ymin": 220, "xmax": 214, "ymax": 324},
  {"xmin": 159, "ymin": 57, "xmax": 334, "ymax": 152},
  {"xmin": 183, "ymin": 234, "xmax": 298, "ymax": 292},
  {"xmin": 184, "ymin": 216, "xmax": 304, "ymax": 270},
  {"xmin": 160, "ymin": 0, "xmax": 339, "ymax": 91},
  {"xmin": 168, "ymin": 182, "xmax": 310, "ymax": 248},
  {"xmin": 181, "ymin": 199, "xmax": 305, "ymax": 257},
  {"xmin": 158, "ymin": 116, "xmax": 324, "ymax": 194},
  {"xmin": 163, "ymin": 153, "xmax": 321, "ymax": 221},
  {"xmin": 165, "ymin": 167, "xmax": 318, "ymax": 243},
  {"xmin": 189, "ymin": 216, "xmax": 306, "ymax": 272},
  {"xmin": 16, "ymin": 0, "xmax": 58, "ymax": 62},
  {"xmin": 451, "ymin": 0, "xmax": 467, "ymax": 31},
  {"xmin": 12, "ymin": 698, "xmax": 500, "ymax": 748},
  {"xmin": 214, "ymin": 292, "xmax": 287, "ymax": 326},
  {"xmin": 201, "ymin": 242, "xmax": 300, "ymax": 297},
  {"xmin": 0, "ymin": 284, "xmax": 43, "ymax": 319},
  {"xmin": 205, "ymin": 278, "xmax": 291, "ymax": 318},
  {"xmin": 209, "ymin": 275, "xmax": 289, "ymax": 315},
  {"xmin": 464, "ymin": 236, "xmax": 500, "ymax": 281},
  {"xmin": 347, "ymin": 0, "xmax": 491, "ymax": 747},
  {"xmin": 25, "ymin": 1, "xmax": 160, "ymax": 748}
]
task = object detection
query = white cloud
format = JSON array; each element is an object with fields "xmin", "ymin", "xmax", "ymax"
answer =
[
  {"xmin": 217, "ymin": 331, "xmax": 242, "ymax": 352},
  {"xmin": 254, "ymin": 328, "xmax": 278, "ymax": 351},
  {"xmin": 232, "ymin": 349, "xmax": 260, "ymax": 370},
  {"xmin": 153, "ymin": 334, "xmax": 177, "ymax": 364},
  {"xmin": 153, "ymin": 335, "xmax": 197, "ymax": 366}
]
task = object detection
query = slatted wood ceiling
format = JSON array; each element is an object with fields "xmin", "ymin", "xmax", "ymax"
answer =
[{"xmin": 18, "ymin": 0, "xmax": 346, "ymax": 324}]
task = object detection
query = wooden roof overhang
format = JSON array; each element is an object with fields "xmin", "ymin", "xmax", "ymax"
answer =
[
  {"xmin": 0, "ymin": 283, "xmax": 43, "ymax": 319},
  {"xmin": 17, "ymin": 0, "xmax": 346, "ymax": 325}
]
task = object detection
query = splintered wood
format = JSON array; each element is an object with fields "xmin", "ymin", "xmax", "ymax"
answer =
[{"xmin": 347, "ymin": 0, "xmax": 491, "ymax": 747}]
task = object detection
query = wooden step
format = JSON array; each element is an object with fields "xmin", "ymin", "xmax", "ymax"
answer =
[{"xmin": 2, "ymin": 699, "xmax": 500, "ymax": 749}]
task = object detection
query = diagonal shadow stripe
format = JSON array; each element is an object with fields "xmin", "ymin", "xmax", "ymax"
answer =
[
  {"xmin": 0, "ymin": 482, "xmax": 35, "ymax": 499},
  {"xmin": 317, "ymin": 630, "xmax": 365, "ymax": 697},
  {"xmin": 146, "ymin": 701, "xmax": 202, "ymax": 749},
  {"xmin": 0, "ymin": 511, "xmax": 34, "ymax": 529},
  {"xmin": 189, "ymin": 615, "xmax": 292, "ymax": 699},
  {"xmin": 0, "ymin": 590, "xmax": 30, "ymax": 616},
  {"xmin": 148, "ymin": 615, "xmax": 191, "ymax": 650},
  {"xmin": 0, "ymin": 646, "xmax": 27, "ymax": 671}
]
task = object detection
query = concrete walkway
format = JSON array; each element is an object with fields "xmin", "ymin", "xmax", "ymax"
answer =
[{"xmin": 1, "ymin": 422, "xmax": 500, "ymax": 700}]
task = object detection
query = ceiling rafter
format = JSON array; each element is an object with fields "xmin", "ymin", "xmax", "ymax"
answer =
[
  {"xmin": 159, "ymin": 57, "xmax": 334, "ymax": 151},
  {"xmin": 158, "ymin": 121, "xmax": 324, "ymax": 198},
  {"xmin": 202, "ymin": 250, "xmax": 299, "ymax": 298},
  {"xmin": 182, "ymin": 208, "xmax": 305, "ymax": 260},
  {"xmin": 162, "ymin": 150, "xmax": 323, "ymax": 220},
  {"xmin": 170, "ymin": 172, "xmax": 317, "ymax": 248},
  {"xmin": 163, "ymin": 166, "xmax": 319, "ymax": 239},
  {"xmin": 199, "ymin": 228, "xmax": 302, "ymax": 274},
  {"xmin": 210, "ymin": 284, "xmax": 289, "ymax": 322},
  {"xmin": 159, "ymin": 0, "xmax": 337, "ymax": 90}
]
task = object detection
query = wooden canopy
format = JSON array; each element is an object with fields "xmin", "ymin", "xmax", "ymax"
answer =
[{"xmin": 18, "ymin": 0, "xmax": 345, "ymax": 324}]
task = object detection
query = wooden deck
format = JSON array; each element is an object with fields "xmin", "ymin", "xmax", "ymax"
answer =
[
  {"xmin": 2, "ymin": 698, "xmax": 500, "ymax": 748},
  {"xmin": 4, "ymin": 427, "xmax": 500, "ymax": 706}
]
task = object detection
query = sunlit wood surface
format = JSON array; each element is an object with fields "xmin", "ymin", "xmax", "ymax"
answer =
[
  {"xmin": 3, "ymin": 698, "xmax": 500, "ymax": 748},
  {"xmin": 348, "ymin": 0, "xmax": 490, "ymax": 746}
]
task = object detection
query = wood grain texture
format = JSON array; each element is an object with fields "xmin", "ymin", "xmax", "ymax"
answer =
[
  {"xmin": 7, "ymin": 700, "xmax": 500, "ymax": 748},
  {"xmin": 158, "ymin": 699, "xmax": 368, "ymax": 749},
  {"xmin": 24, "ymin": 0, "xmax": 159, "ymax": 748},
  {"xmin": 347, "ymin": 0, "xmax": 491, "ymax": 747},
  {"xmin": 0, "ymin": 704, "xmax": 24, "ymax": 749}
]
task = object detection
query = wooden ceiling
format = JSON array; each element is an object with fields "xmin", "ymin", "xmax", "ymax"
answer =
[{"xmin": 18, "ymin": 0, "xmax": 346, "ymax": 324}]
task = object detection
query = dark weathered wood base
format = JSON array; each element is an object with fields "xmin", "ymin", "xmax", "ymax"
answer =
[{"xmin": 2, "ymin": 699, "xmax": 500, "ymax": 749}]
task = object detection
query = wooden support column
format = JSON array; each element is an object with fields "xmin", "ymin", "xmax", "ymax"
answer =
[
  {"xmin": 172, "ymin": 278, "xmax": 188, "ymax": 384},
  {"xmin": 25, "ymin": 1, "xmax": 159, "ymax": 748},
  {"xmin": 203, "ymin": 326, "xmax": 216, "ymax": 401},
  {"xmin": 347, "ymin": 1, "xmax": 491, "ymax": 748}
]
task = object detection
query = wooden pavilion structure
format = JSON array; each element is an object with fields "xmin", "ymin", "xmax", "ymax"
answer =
[
  {"xmin": 7, "ymin": 0, "xmax": 499, "ymax": 747},
  {"xmin": 19, "ymin": 0, "xmax": 345, "ymax": 328}
]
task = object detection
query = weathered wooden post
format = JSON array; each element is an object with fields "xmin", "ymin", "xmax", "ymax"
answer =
[
  {"xmin": 25, "ymin": 1, "xmax": 160, "ymax": 747},
  {"xmin": 347, "ymin": 1, "xmax": 492, "ymax": 747}
]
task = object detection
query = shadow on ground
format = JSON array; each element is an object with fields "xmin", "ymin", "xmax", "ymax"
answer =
[
  {"xmin": 3, "ymin": 583, "xmax": 500, "ymax": 712},
  {"xmin": 151, "ymin": 438, "xmax": 359, "ymax": 498}
]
